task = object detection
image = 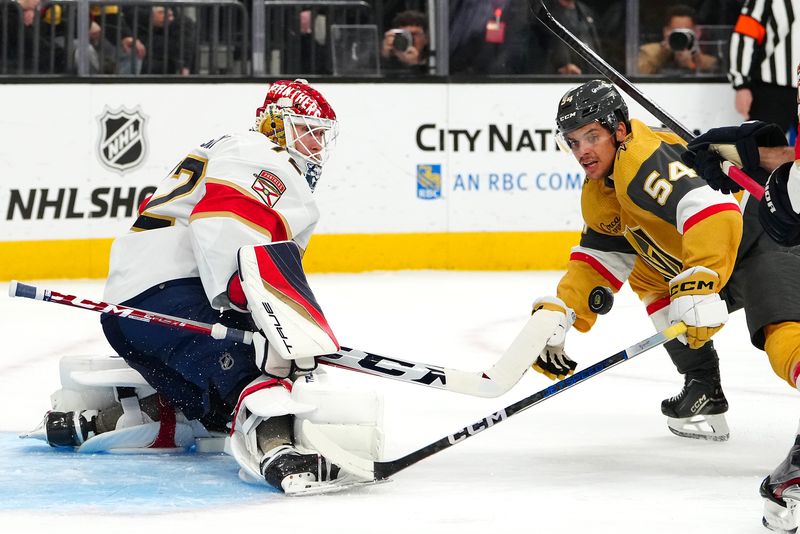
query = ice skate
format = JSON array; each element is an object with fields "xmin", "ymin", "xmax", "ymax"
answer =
[
  {"xmin": 761, "ymin": 436, "xmax": 800, "ymax": 533},
  {"xmin": 260, "ymin": 444, "xmax": 375, "ymax": 496},
  {"xmin": 21, "ymin": 410, "xmax": 98, "ymax": 447},
  {"xmin": 661, "ymin": 375, "xmax": 729, "ymax": 441}
]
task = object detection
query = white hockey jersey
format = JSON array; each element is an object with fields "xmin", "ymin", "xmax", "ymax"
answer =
[{"xmin": 103, "ymin": 131, "xmax": 320, "ymax": 309}]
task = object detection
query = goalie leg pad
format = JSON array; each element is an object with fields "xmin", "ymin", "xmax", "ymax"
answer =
[
  {"xmin": 22, "ymin": 355, "xmax": 196, "ymax": 453},
  {"xmin": 229, "ymin": 376, "xmax": 315, "ymax": 483},
  {"xmin": 292, "ymin": 369, "xmax": 384, "ymax": 461},
  {"xmin": 237, "ymin": 242, "xmax": 339, "ymax": 362}
]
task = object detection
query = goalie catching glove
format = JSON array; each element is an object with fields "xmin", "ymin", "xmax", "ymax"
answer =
[
  {"xmin": 530, "ymin": 296, "xmax": 577, "ymax": 380},
  {"xmin": 227, "ymin": 241, "xmax": 339, "ymax": 379},
  {"xmin": 668, "ymin": 266, "xmax": 729, "ymax": 349}
]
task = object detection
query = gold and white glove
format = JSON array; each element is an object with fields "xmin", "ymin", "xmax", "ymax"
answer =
[
  {"xmin": 531, "ymin": 296, "xmax": 577, "ymax": 380},
  {"xmin": 668, "ymin": 266, "xmax": 729, "ymax": 349}
]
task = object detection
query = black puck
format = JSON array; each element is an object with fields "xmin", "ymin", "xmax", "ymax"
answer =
[{"xmin": 588, "ymin": 286, "xmax": 614, "ymax": 315}]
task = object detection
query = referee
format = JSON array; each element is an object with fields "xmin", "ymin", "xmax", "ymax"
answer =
[{"xmin": 729, "ymin": 0, "xmax": 800, "ymax": 134}]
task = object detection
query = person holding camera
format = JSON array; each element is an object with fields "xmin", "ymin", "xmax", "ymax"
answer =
[
  {"xmin": 638, "ymin": 5, "xmax": 720, "ymax": 75},
  {"xmin": 381, "ymin": 10, "xmax": 429, "ymax": 75}
]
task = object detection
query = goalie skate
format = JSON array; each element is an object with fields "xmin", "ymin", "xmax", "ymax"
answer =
[
  {"xmin": 259, "ymin": 444, "xmax": 379, "ymax": 496},
  {"xmin": 661, "ymin": 376, "xmax": 730, "ymax": 441}
]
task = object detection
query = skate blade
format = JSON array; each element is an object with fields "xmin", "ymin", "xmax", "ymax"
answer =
[
  {"xmin": 285, "ymin": 477, "xmax": 390, "ymax": 497},
  {"xmin": 666, "ymin": 413, "xmax": 730, "ymax": 442},
  {"xmin": 18, "ymin": 415, "xmax": 47, "ymax": 442}
]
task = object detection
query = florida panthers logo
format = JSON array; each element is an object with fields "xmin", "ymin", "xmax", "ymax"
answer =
[
  {"xmin": 252, "ymin": 170, "xmax": 286, "ymax": 207},
  {"xmin": 97, "ymin": 106, "xmax": 148, "ymax": 172}
]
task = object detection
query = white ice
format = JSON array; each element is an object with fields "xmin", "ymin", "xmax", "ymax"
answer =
[{"xmin": 0, "ymin": 271, "xmax": 796, "ymax": 533}]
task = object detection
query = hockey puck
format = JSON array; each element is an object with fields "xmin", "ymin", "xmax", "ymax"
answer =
[{"xmin": 588, "ymin": 286, "xmax": 614, "ymax": 315}]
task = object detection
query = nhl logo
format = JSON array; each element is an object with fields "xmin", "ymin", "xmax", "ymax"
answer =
[
  {"xmin": 219, "ymin": 352, "xmax": 234, "ymax": 371},
  {"xmin": 97, "ymin": 106, "xmax": 147, "ymax": 172}
]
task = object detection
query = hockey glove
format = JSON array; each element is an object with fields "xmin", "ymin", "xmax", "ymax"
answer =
[
  {"xmin": 760, "ymin": 161, "xmax": 800, "ymax": 246},
  {"xmin": 668, "ymin": 267, "xmax": 729, "ymax": 349},
  {"xmin": 682, "ymin": 121, "xmax": 786, "ymax": 194},
  {"xmin": 530, "ymin": 296, "xmax": 577, "ymax": 380}
]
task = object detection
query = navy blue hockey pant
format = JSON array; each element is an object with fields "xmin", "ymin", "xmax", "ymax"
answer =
[{"xmin": 101, "ymin": 278, "xmax": 260, "ymax": 422}]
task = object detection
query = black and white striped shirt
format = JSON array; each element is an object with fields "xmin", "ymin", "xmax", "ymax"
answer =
[{"xmin": 729, "ymin": 0, "xmax": 800, "ymax": 88}]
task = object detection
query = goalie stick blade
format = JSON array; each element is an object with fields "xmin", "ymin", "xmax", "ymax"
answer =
[{"xmin": 482, "ymin": 312, "xmax": 561, "ymax": 389}]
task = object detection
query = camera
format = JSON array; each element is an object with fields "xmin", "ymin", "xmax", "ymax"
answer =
[
  {"xmin": 668, "ymin": 28, "xmax": 697, "ymax": 52},
  {"xmin": 390, "ymin": 29, "xmax": 413, "ymax": 53}
]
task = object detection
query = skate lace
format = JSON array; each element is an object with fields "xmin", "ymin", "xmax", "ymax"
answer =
[{"xmin": 666, "ymin": 386, "xmax": 687, "ymax": 404}]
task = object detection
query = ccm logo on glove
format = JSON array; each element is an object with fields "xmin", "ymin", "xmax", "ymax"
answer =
[{"xmin": 669, "ymin": 279, "xmax": 715, "ymax": 296}]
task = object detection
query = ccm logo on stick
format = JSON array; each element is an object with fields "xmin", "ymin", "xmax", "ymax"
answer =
[{"xmin": 447, "ymin": 410, "xmax": 508, "ymax": 444}]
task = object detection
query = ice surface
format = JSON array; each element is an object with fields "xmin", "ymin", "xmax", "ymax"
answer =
[{"xmin": 1, "ymin": 272, "xmax": 796, "ymax": 533}]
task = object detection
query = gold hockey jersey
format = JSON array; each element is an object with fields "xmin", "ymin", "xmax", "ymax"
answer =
[{"xmin": 557, "ymin": 119, "xmax": 743, "ymax": 332}]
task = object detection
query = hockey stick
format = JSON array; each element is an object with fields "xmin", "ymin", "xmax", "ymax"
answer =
[
  {"xmin": 531, "ymin": 0, "xmax": 765, "ymax": 200},
  {"xmin": 302, "ymin": 321, "xmax": 688, "ymax": 481},
  {"xmin": 8, "ymin": 280, "xmax": 554, "ymax": 398}
]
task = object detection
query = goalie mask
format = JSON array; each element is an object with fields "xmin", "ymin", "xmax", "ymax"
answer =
[
  {"xmin": 555, "ymin": 80, "xmax": 629, "ymax": 152},
  {"xmin": 254, "ymin": 79, "xmax": 338, "ymax": 178}
]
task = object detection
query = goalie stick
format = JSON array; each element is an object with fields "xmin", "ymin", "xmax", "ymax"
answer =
[
  {"xmin": 8, "ymin": 280, "xmax": 556, "ymax": 398},
  {"xmin": 530, "ymin": 0, "xmax": 765, "ymax": 200},
  {"xmin": 302, "ymin": 321, "xmax": 688, "ymax": 481}
]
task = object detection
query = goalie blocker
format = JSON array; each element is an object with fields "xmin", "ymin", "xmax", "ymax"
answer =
[{"xmin": 228, "ymin": 241, "xmax": 339, "ymax": 378}]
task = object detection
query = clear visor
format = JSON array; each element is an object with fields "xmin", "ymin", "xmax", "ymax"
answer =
[
  {"xmin": 555, "ymin": 124, "xmax": 614, "ymax": 154},
  {"xmin": 283, "ymin": 111, "xmax": 339, "ymax": 166}
]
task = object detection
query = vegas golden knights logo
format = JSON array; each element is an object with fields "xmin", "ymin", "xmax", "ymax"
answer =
[
  {"xmin": 625, "ymin": 226, "xmax": 682, "ymax": 280},
  {"xmin": 97, "ymin": 107, "xmax": 147, "ymax": 172}
]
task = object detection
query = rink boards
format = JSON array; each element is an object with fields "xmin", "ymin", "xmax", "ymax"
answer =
[{"xmin": 0, "ymin": 82, "xmax": 741, "ymax": 280}]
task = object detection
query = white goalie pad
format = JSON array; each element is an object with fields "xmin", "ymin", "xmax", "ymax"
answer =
[
  {"xmin": 50, "ymin": 354, "xmax": 155, "ymax": 413},
  {"xmin": 237, "ymin": 242, "xmax": 338, "ymax": 363},
  {"xmin": 292, "ymin": 370, "xmax": 384, "ymax": 462},
  {"xmin": 229, "ymin": 375, "xmax": 316, "ymax": 483},
  {"xmin": 38, "ymin": 355, "xmax": 197, "ymax": 453},
  {"xmin": 229, "ymin": 370, "xmax": 384, "ymax": 486}
]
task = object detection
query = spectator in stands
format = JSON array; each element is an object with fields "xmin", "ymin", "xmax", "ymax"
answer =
[
  {"xmin": 129, "ymin": 6, "xmax": 196, "ymax": 75},
  {"xmin": 449, "ymin": 0, "xmax": 520, "ymax": 75},
  {"xmin": 638, "ymin": 5, "xmax": 720, "ymax": 75},
  {"xmin": 540, "ymin": 0, "xmax": 601, "ymax": 74},
  {"xmin": 5, "ymin": 0, "xmax": 66, "ymax": 73},
  {"xmin": 88, "ymin": 5, "xmax": 145, "ymax": 74},
  {"xmin": 84, "ymin": 19, "xmax": 119, "ymax": 74},
  {"xmin": 381, "ymin": 9, "xmax": 429, "ymax": 75}
]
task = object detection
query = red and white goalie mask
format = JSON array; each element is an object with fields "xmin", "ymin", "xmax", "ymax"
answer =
[{"xmin": 254, "ymin": 79, "xmax": 338, "ymax": 168}]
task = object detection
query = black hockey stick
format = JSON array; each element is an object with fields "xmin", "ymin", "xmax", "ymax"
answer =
[
  {"xmin": 302, "ymin": 321, "xmax": 687, "ymax": 481},
  {"xmin": 530, "ymin": 0, "xmax": 765, "ymax": 200},
  {"xmin": 8, "ymin": 280, "xmax": 554, "ymax": 398}
]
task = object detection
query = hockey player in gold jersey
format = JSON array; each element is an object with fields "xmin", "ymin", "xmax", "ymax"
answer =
[
  {"xmin": 536, "ymin": 83, "xmax": 800, "ymax": 527},
  {"xmin": 531, "ymin": 79, "xmax": 745, "ymax": 441}
]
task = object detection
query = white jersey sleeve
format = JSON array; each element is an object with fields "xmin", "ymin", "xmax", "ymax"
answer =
[{"xmin": 103, "ymin": 131, "xmax": 319, "ymax": 307}]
